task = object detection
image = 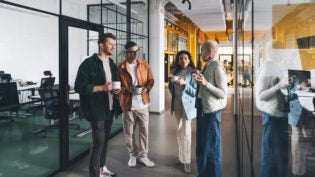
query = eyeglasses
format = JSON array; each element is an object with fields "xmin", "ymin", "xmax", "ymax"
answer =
[{"xmin": 125, "ymin": 49, "xmax": 139, "ymax": 55}]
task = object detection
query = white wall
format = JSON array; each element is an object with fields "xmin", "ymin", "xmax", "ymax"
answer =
[
  {"xmin": 0, "ymin": 4, "xmax": 59, "ymax": 83},
  {"xmin": 0, "ymin": 2, "xmax": 94, "ymax": 86}
]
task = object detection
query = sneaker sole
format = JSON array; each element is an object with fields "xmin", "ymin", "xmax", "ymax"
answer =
[
  {"xmin": 138, "ymin": 160, "xmax": 155, "ymax": 168},
  {"xmin": 128, "ymin": 164, "xmax": 136, "ymax": 168}
]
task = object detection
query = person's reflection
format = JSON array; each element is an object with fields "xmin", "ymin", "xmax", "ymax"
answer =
[
  {"xmin": 288, "ymin": 72, "xmax": 315, "ymax": 177},
  {"xmin": 255, "ymin": 41, "xmax": 289, "ymax": 177}
]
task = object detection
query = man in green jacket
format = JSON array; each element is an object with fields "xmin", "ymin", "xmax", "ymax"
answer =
[{"xmin": 74, "ymin": 33, "xmax": 122, "ymax": 177}]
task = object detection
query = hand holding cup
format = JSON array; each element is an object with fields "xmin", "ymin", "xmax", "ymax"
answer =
[
  {"xmin": 171, "ymin": 75, "xmax": 179, "ymax": 82},
  {"xmin": 134, "ymin": 85, "xmax": 143, "ymax": 95},
  {"xmin": 112, "ymin": 81, "xmax": 121, "ymax": 94}
]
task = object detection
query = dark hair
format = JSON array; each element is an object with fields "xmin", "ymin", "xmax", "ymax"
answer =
[
  {"xmin": 124, "ymin": 41, "xmax": 138, "ymax": 49},
  {"xmin": 173, "ymin": 50, "xmax": 195, "ymax": 72},
  {"xmin": 98, "ymin": 33, "xmax": 116, "ymax": 44}
]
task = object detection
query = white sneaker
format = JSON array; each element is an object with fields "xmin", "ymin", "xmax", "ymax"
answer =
[
  {"xmin": 100, "ymin": 168, "xmax": 110, "ymax": 177},
  {"xmin": 138, "ymin": 157, "xmax": 155, "ymax": 167},
  {"xmin": 101, "ymin": 166, "xmax": 116, "ymax": 177},
  {"xmin": 128, "ymin": 155, "xmax": 137, "ymax": 167}
]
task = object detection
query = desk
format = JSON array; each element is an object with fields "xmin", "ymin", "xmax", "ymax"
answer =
[
  {"xmin": 17, "ymin": 83, "xmax": 39, "ymax": 92},
  {"xmin": 17, "ymin": 83, "xmax": 40, "ymax": 103},
  {"xmin": 29, "ymin": 93, "xmax": 79, "ymax": 101},
  {"xmin": 281, "ymin": 89, "xmax": 315, "ymax": 112}
]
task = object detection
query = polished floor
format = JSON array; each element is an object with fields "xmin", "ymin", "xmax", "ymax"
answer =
[{"xmin": 54, "ymin": 87, "xmax": 315, "ymax": 177}]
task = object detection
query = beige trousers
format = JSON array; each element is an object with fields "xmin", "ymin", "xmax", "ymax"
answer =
[
  {"xmin": 123, "ymin": 107, "xmax": 149, "ymax": 158},
  {"xmin": 291, "ymin": 126, "xmax": 312, "ymax": 175},
  {"xmin": 174, "ymin": 96, "xmax": 192, "ymax": 164}
]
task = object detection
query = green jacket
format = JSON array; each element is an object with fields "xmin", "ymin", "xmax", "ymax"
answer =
[{"xmin": 74, "ymin": 54, "xmax": 122, "ymax": 122}]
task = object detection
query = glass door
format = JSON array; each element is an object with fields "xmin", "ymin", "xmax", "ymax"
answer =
[
  {"xmin": 59, "ymin": 16, "xmax": 103, "ymax": 165},
  {"xmin": 68, "ymin": 27, "xmax": 99, "ymax": 160}
]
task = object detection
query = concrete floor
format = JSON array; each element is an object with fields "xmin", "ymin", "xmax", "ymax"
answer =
[{"xmin": 54, "ymin": 87, "xmax": 315, "ymax": 177}]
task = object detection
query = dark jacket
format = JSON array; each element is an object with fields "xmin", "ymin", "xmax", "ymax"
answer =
[{"xmin": 74, "ymin": 54, "xmax": 122, "ymax": 122}]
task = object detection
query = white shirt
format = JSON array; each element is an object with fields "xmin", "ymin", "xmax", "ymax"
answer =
[
  {"xmin": 102, "ymin": 58, "xmax": 113, "ymax": 110},
  {"xmin": 128, "ymin": 63, "xmax": 149, "ymax": 110}
]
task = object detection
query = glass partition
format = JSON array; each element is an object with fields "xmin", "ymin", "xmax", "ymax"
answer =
[
  {"xmin": 131, "ymin": 0, "xmax": 148, "ymax": 36},
  {"xmin": 0, "ymin": 0, "xmax": 148, "ymax": 176},
  {"xmin": 68, "ymin": 27, "xmax": 95, "ymax": 160},
  {"xmin": 0, "ymin": 4, "xmax": 59, "ymax": 177},
  {"xmin": 5, "ymin": 0, "xmax": 60, "ymax": 14},
  {"xmin": 238, "ymin": 0, "xmax": 315, "ymax": 176},
  {"xmin": 62, "ymin": 0, "xmax": 101, "ymax": 22}
]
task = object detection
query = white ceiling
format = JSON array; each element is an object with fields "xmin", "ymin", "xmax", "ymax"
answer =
[
  {"xmin": 168, "ymin": 0, "xmax": 315, "ymax": 31},
  {"xmin": 169, "ymin": 0, "xmax": 226, "ymax": 31}
]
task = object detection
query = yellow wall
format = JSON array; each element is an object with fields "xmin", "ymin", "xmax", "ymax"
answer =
[
  {"xmin": 272, "ymin": 3, "xmax": 315, "ymax": 70},
  {"xmin": 164, "ymin": 18, "xmax": 209, "ymax": 68}
]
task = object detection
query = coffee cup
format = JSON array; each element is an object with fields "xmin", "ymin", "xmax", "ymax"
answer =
[
  {"xmin": 192, "ymin": 73, "xmax": 199, "ymax": 82},
  {"xmin": 171, "ymin": 75, "xmax": 179, "ymax": 82},
  {"xmin": 113, "ymin": 81, "xmax": 121, "ymax": 89},
  {"xmin": 135, "ymin": 85, "xmax": 142, "ymax": 94}
]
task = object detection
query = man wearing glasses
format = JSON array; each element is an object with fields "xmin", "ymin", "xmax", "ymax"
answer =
[{"xmin": 118, "ymin": 41, "xmax": 155, "ymax": 168}]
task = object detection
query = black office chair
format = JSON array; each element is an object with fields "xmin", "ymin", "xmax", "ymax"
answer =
[
  {"xmin": 0, "ymin": 82, "xmax": 20, "ymax": 122},
  {"xmin": 0, "ymin": 74, "xmax": 12, "ymax": 83},
  {"xmin": 33, "ymin": 88, "xmax": 60, "ymax": 136},
  {"xmin": 27, "ymin": 71, "xmax": 55, "ymax": 114},
  {"xmin": 34, "ymin": 88, "xmax": 80, "ymax": 137}
]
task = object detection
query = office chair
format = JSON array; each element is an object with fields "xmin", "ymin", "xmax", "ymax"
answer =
[
  {"xmin": 27, "ymin": 71, "xmax": 55, "ymax": 113},
  {"xmin": 0, "ymin": 74, "xmax": 12, "ymax": 83},
  {"xmin": 34, "ymin": 88, "xmax": 80, "ymax": 137},
  {"xmin": 0, "ymin": 82, "xmax": 20, "ymax": 122},
  {"xmin": 0, "ymin": 71, "xmax": 4, "ymax": 83}
]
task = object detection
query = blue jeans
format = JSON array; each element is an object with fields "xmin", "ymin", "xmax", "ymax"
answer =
[
  {"xmin": 261, "ymin": 112, "xmax": 288, "ymax": 177},
  {"xmin": 196, "ymin": 99, "xmax": 222, "ymax": 177},
  {"xmin": 243, "ymin": 74, "xmax": 251, "ymax": 86}
]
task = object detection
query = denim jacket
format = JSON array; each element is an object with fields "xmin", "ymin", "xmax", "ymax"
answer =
[{"xmin": 169, "ymin": 66, "xmax": 197, "ymax": 120}]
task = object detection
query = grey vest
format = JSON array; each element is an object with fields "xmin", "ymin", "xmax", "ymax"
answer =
[{"xmin": 200, "ymin": 60, "xmax": 227, "ymax": 113}]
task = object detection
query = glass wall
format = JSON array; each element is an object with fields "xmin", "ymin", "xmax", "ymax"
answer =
[
  {"xmin": 131, "ymin": 0, "xmax": 148, "ymax": 61},
  {"xmin": 0, "ymin": 3, "xmax": 59, "ymax": 177},
  {"xmin": 238, "ymin": 0, "xmax": 315, "ymax": 177},
  {"xmin": 0, "ymin": 0, "xmax": 149, "ymax": 176},
  {"xmin": 62, "ymin": 0, "xmax": 101, "ymax": 22},
  {"xmin": 68, "ymin": 27, "xmax": 95, "ymax": 160},
  {"xmin": 88, "ymin": 0, "xmax": 149, "ymax": 63},
  {"xmin": 5, "ymin": 0, "xmax": 60, "ymax": 14}
]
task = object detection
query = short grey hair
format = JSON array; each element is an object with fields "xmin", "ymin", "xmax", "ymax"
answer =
[{"xmin": 202, "ymin": 40, "xmax": 219, "ymax": 57}]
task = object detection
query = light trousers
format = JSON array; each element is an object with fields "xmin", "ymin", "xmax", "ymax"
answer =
[
  {"xmin": 291, "ymin": 126, "xmax": 312, "ymax": 176},
  {"xmin": 175, "ymin": 115, "xmax": 192, "ymax": 164},
  {"xmin": 174, "ymin": 95, "xmax": 192, "ymax": 164},
  {"xmin": 123, "ymin": 107, "xmax": 149, "ymax": 158}
]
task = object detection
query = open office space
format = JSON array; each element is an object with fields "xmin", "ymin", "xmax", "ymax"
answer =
[{"xmin": 1, "ymin": 0, "xmax": 315, "ymax": 177}]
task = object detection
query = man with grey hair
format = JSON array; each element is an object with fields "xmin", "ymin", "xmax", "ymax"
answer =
[{"xmin": 194, "ymin": 40, "xmax": 227, "ymax": 177}]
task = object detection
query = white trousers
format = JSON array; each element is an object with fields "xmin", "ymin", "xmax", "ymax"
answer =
[
  {"xmin": 174, "ymin": 97, "xmax": 192, "ymax": 163},
  {"xmin": 175, "ymin": 115, "xmax": 192, "ymax": 164},
  {"xmin": 291, "ymin": 126, "xmax": 312, "ymax": 175}
]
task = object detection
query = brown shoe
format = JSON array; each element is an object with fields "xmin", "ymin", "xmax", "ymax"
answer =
[{"xmin": 184, "ymin": 163, "xmax": 191, "ymax": 174}]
